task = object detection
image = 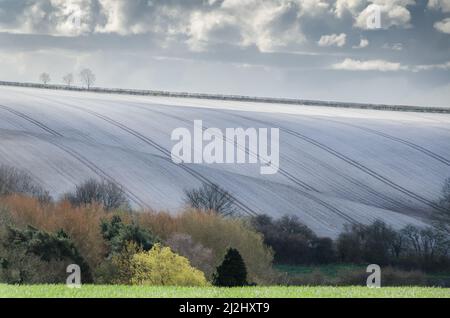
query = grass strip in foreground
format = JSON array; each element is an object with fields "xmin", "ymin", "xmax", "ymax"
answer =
[{"xmin": 0, "ymin": 285, "xmax": 449, "ymax": 298}]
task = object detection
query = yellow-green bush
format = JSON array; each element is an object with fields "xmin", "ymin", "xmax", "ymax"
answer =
[
  {"xmin": 130, "ymin": 243, "xmax": 208, "ymax": 286},
  {"xmin": 139, "ymin": 210, "xmax": 275, "ymax": 284}
]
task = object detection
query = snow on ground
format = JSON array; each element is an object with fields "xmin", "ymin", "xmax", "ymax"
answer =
[{"xmin": 1, "ymin": 85, "xmax": 449, "ymax": 237}]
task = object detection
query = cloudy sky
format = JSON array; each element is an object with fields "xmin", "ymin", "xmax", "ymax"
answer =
[{"xmin": 0, "ymin": 0, "xmax": 449, "ymax": 106}]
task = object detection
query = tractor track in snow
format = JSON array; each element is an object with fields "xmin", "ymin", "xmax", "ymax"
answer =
[
  {"xmin": 313, "ymin": 117, "xmax": 450, "ymax": 166},
  {"xmin": 229, "ymin": 112, "xmax": 445, "ymax": 213},
  {"xmin": 111, "ymin": 102, "xmax": 359, "ymax": 224},
  {"xmin": 167, "ymin": 105, "xmax": 411, "ymax": 213},
  {"xmin": 0, "ymin": 103, "xmax": 149, "ymax": 209},
  {"xmin": 123, "ymin": 103, "xmax": 317, "ymax": 192},
  {"xmin": 41, "ymin": 100, "xmax": 260, "ymax": 217}
]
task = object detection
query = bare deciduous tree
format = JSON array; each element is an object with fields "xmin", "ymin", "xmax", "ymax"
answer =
[
  {"xmin": 39, "ymin": 73, "xmax": 51, "ymax": 85},
  {"xmin": 0, "ymin": 164, "xmax": 51, "ymax": 203},
  {"xmin": 64, "ymin": 178, "xmax": 129, "ymax": 211},
  {"xmin": 433, "ymin": 177, "xmax": 450, "ymax": 234},
  {"xmin": 184, "ymin": 183, "xmax": 237, "ymax": 216},
  {"xmin": 63, "ymin": 73, "xmax": 74, "ymax": 87},
  {"xmin": 79, "ymin": 68, "xmax": 96, "ymax": 89}
]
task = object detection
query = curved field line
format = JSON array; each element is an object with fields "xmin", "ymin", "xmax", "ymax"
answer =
[
  {"xmin": 45, "ymin": 101, "xmax": 259, "ymax": 217},
  {"xmin": 314, "ymin": 117, "xmax": 450, "ymax": 166},
  {"xmin": 0, "ymin": 104, "xmax": 148, "ymax": 209},
  {"xmin": 127, "ymin": 103, "xmax": 317, "ymax": 192},
  {"xmin": 168, "ymin": 105, "xmax": 412, "ymax": 213},
  {"xmin": 162, "ymin": 105, "xmax": 411, "ymax": 213},
  {"xmin": 114, "ymin": 102, "xmax": 359, "ymax": 224},
  {"xmin": 230, "ymin": 112, "xmax": 445, "ymax": 213}
]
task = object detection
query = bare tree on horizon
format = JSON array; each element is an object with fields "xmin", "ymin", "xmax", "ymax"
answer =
[
  {"xmin": 39, "ymin": 72, "xmax": 51, "ymax": 85},
  {"xmin": 79, "ymin": 68, "xmax": 96, "ymax": 89},
  {"xmin": 63, "ymin": 73, "xmax": 74, "ymax": 87}
]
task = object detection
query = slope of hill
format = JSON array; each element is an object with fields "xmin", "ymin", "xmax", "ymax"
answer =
[{"xmin": 1, "ymin": 85, "xmax": 449, "ymax": 237}]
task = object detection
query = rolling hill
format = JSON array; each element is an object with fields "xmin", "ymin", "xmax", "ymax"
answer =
[{"xmin": 1, "ymin": 85, "xmax": 449, "ymax": 237}]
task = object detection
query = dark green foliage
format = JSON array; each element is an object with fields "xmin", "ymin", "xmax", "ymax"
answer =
[
  {"xmin": 213, "ymin": 248, "xmax": 248, "ymax": 287},
  {"xmin": 251, "ymin": 214, "xmax": 336, "ymax": 264},
  {"xmin": 0, "ymin": 225, "xmax": 92, "ymax": 283},
  {"xmin": 337, "ymin": 221, "xmax": 450, "ymax": 271},
  {"xmin": 311, "ymin": 237, "xmax": 336, "ymax": 264},
  {"xmin": 101, "ymin": 215, "xmax": 157, "ymax": 255},
  {"xmin": 434, "ymin": 177, "xmax": 450, "ymax": 235},
  {"xmin": 337, "ymin": 220, "xmax": 399, "ymax": 265}
]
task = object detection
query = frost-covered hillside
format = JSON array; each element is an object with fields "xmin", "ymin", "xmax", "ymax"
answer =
[{"xmin": 1, "ymin": 85, "xmax": 449, "ymax": 237}]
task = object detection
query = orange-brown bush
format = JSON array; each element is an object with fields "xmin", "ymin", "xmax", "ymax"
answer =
[
  {"xmin": 0, "ymin": 196, "xmax": 275, "ymax": 284},
  {"xmin": 139, "ymin": 209, "xmax": 274, "ymax": 284},
  {"xmin": 0, "ymin": 195, "xmax": 108, "ymax": 270}
]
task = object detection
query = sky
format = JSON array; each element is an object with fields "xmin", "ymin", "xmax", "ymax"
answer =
[{"xmin": 0, "ymin": 0, "xmax": 449, "ymax": 107}]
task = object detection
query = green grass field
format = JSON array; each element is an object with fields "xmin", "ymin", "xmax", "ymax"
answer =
[
  {"xmin": 275, "ymin": 264, "xmax": 450, "ymax": 286},
  {"xmin": 275, "ymin": 264, "xmax": 367, "ymax": 277},
  {"xmin": 0, "ymin": 285, "xmax": 449, "ymax": 298}
]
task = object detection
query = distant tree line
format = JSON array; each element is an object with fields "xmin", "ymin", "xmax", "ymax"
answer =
[{"xmin": 184, "ymin": 178, "xmax": 450, "ymax": 272}]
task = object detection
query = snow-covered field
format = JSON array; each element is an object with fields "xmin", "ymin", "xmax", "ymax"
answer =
[{"xmin": 1, "ymin": 85, "xmax": 449, "ymax": 237}]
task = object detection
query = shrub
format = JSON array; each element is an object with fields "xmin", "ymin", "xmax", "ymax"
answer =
[
  {"xmin": 0, "ymin": 195, "xmax": 107, "ymax": 271},
  {"xmin": 251, "ymin": 214, "xmax": 335, "ymax": 265},
  {"xmin": 184, "ymin": 183, "xmax": 237, "ymax": 216},
  {"xmin": 336, "ymin": 220, "xmax": 402, "ymax": 265},
  {"xmin": 336, "ymin": 220, "xmax": 450, "ymax": 271},
  {"xmin": 311, "ymin": 237, "xmax": 336, "ymax": 264},
  {"xmin": 434, "ymin": 177, "xmax": 450, "ymax": 235},
  {"xmin": 138, "ymin": 210, "xmax": 274, "ymax": 284},
  {"xmin": 400, "ymin": 225, "xmax": 450, "ymax": 271},
  {"xmin": 165, "ymin": 233, "xmax": 215, "ymax": 279},
  {"xmin": 101, "ymin": 215, "xmax": 157, "ymax": 256},
  {"xmin": 130, "ymin": 243, "xmax": 208, "ymax": 286},
  {"xmin": 213, "ymin": 248, "xmax": 248, "ymax": 287},
  {"xmin": 0, "ymin": 243, "xmax": 67, "ymax": 284},
  {"xmin": 0, "ymin": 224, "xmax": 93, "ymax": 283},
  {"xmin": 64, "ymin": 178, "xmax": 129, "ymax": 211},
  {"xmin": 0, "ymin": 165, "xmax": 51, "ymax": 203},
  {"xmin": 105, "ymin": 241, "xmax": 142, "ymax": 284}
]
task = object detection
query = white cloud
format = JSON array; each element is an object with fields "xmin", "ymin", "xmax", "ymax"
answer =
[
  {"xmin": 0, "ymin": 0, "xmax": 99, "ymax": 36},
  {"xmin": 355, "ymin": 1, "xmax": 413, "ymax": 30},
  {"xmin": 318, "ymin": 33, "xmax": 347, "ymax": 47},
  {"xmin": 295, "ymin": 0, "xmax": 331, "ymax": 16},
  {"xmin": 186, "ymin": 10, "xmax": 240, "ymax": 51},
  {"xmin": 334, "ymin": 0, "xmax": 364, "ymax": 17},
  {"xmin": 331, "ymin": 58, "xmax": 406, "ymax": 71},
  {"xmin": 334, "ymin": 0, "xmax": 415, "ymax": 29},
  {"xmin": 332, "ymin": 58, "xmax": 450, "ymax": 72},
  {"xmin": 428, "ymin": 0, "xmax": 450, "ymax": 13},
  {"xmin": 413, "ymin": 61, "xmax": 450, "ymax": 71},
  {"xmin": 189, "ymin": 0, "xmax": 307, "ymax": 52},
  {"xmin": 352, "ymin": 38, "xmax": 369, "ymax": 48},
  {"xmin": 0, "ymin": 0, "xmax": 319, "ymax": 52},
  {"xmin": 434, "ymin": 18, "xmax": 450, "ymax": 34}
]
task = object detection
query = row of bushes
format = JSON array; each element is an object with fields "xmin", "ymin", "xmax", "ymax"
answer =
[
  {"xmin": 0, "ymin": 193, "xmax": 272, "ymax": 285},
  {"xmin": 1, "ymin": 164, "xmax": 449, "ymax": 286},
  {"xmin": 252, "ymin": 214, "xmax": 450, "ymax": 271}
]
